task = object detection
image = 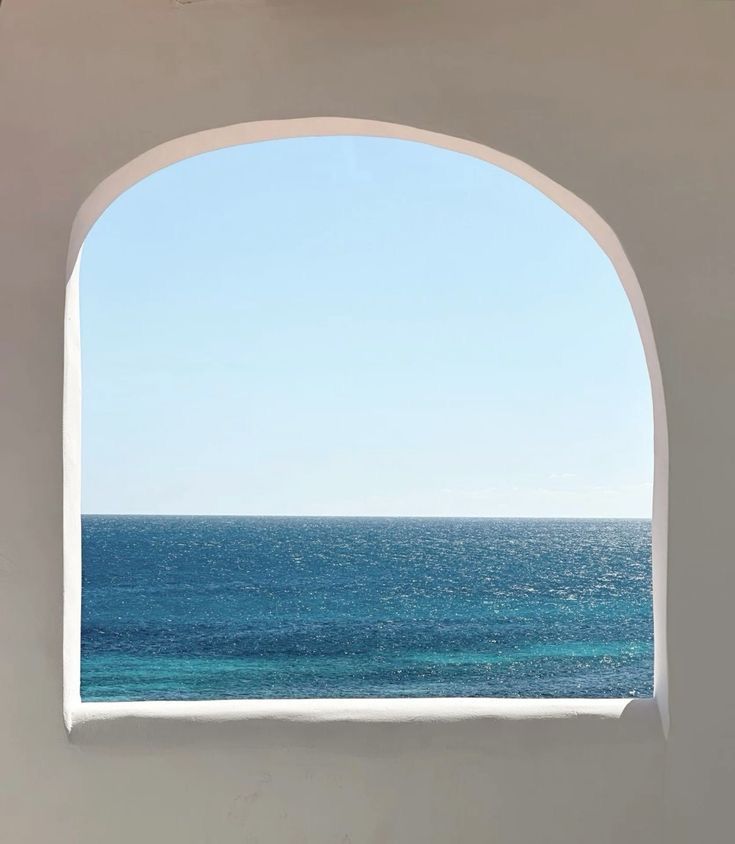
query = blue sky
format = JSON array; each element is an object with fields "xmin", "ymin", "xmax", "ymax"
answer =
[{"xmin": 80, "ymin": 135, "xmax": 653, "ymax": 517}]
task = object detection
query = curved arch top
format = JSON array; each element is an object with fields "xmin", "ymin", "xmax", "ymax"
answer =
[{"xmin": 64, "ymin": 117, "xmax": 668, "ymax": 733}]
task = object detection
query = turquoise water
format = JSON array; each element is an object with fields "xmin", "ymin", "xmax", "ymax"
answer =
[{"xmin": 81, "ymin": 516, "xmax": 653, "ymax": 700}]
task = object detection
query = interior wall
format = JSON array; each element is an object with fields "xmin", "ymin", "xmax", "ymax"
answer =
[{"xmin": 1, "ymin": 1, "xmax": 734, "ymax": 842}]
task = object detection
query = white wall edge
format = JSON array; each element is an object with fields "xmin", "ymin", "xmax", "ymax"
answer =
[
  {"xmin": 63, "ymin": 117, "xmax": 668, "ymax": 738},
  {"xmin": 66, "ymin": 696, "xmax": 662, "ymax": 740},
  {"xmin": 63, "ymin": 248, "xmax": 83, "ymax": 734}
]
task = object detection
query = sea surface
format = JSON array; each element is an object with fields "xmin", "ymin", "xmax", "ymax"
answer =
[{"xmin": 81, "ymin": 516, "xmax": 653, "ymax": 701}]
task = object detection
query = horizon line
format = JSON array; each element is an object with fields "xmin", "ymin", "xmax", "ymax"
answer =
[{"xmin": 81, "ymin": 512, "xmax": 652, "ymax": 520}]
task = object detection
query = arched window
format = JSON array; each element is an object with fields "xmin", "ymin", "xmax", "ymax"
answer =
[{"xmin": 70, "ymin": 128, "xmax": 655, "ymax": 705}]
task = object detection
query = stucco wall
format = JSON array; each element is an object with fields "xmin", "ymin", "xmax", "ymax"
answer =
[{"xmin": 1, "ymin": 1, "xmax": 734, "ymax": 842}]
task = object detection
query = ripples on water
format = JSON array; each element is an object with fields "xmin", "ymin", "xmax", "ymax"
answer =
[{"xmin": 81, "ymin": 516, "xmax": 653, "ymax": 700}]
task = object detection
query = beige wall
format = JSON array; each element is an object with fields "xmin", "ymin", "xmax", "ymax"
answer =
[{"xmin": 1, "ymin": 1, "xmax": 734, "ymax": 841}]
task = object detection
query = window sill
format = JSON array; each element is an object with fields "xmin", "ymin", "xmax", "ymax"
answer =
[{"xmin": 66, "ymin": 696, "xmax": 663, "ymax": 745}]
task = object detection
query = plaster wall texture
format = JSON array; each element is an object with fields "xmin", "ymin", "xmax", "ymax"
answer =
[{"xmin": 0, "ymin": 1, "xmax": 733, "ymax": 842}]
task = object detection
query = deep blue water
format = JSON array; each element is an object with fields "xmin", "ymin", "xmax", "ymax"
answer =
[{"xmin": 81, "ymin": 516, "xmax": 653, "ymax": 700}]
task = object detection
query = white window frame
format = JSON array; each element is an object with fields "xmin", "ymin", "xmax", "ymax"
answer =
[{"xmin": 62, "ymin": 117, "xmax": 669, "ymax": 739}]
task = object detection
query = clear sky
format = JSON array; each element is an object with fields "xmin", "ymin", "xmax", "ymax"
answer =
[{"xmin": 80, "ymin": 135, "xmax": 653, "ymax": 518}]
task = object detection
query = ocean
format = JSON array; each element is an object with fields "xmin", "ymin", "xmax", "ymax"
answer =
[{"xmin": 81, "ymin": 516, "xmax": 653, "ymax": 701}]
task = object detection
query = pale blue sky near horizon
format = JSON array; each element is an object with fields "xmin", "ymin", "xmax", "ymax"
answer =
[{"xmin": 80, "ymin": 135, "xmax": 653, "ymax": 518}]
